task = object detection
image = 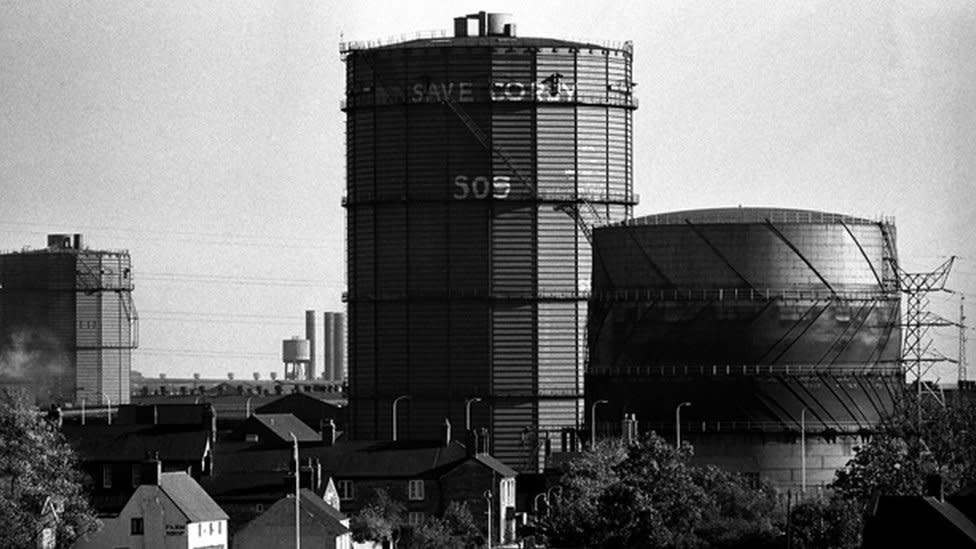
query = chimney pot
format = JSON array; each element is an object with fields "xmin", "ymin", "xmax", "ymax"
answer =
[
  {"xmin": 442, "ymin": 418, "xmax": 452, "ymax": 446},
  {"xmin": 321, "ymin": 418, "xmax": 337, "ymax": 446}
]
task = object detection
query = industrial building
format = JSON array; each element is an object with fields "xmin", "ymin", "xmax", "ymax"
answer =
[
  {"xmin": 586, "ymin": 207, "xmax": 902, "ymax": 490},
  {"xmin": 0, "ymin": 234, "xmax": 137, "ymax": 405},
  {"xmin": 341, "ymin": 11, "xmax": 636, "ymax": 470}
]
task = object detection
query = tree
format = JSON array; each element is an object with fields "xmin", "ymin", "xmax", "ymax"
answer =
[
  {"xmin": 789, "ymin": 497, "xmax": 862, "ymax": 549},
  {"xmin": 410, "ymin": 501, "xmax": 483, "ymax": 549},
  {"xmin": 0, "ymin": 389, "xmax": 99, "ymax": 547},
  {"xmin": 535, "ymin": 433, "xmax": 782, "ymax": 549},
  {"xmin": 833, "ymin": 396, "xmax": 976, "ymax": 502},
  {"xmin": 351, "ymin": 488, "xmax": 406, "ymax": 548}
]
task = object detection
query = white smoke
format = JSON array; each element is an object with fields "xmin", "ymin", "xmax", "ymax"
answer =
[{"xmin": 0, "ymin": 328, "xmax": 69, "ymax": 404}]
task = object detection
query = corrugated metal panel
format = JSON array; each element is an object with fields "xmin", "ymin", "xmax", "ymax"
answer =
[
  {"xmin": 492, "ymin": 48, "xmax": 533, "ymax": 103},
  {"xmin": 448, "ymin": 203, "xmax": 488, "ymax": 292},
  {"xmin": 410, "ymin": 303, "xmax": 448, "ymax": 394},
  {"xmin": 577, "ymin": 106, "xmax": 608, "ymax": 197},
  {"xmin": 376, "ymin": 302, "xmax": 408, "ymax": 393},
  {"xmin": 537, "ymin": 302, "xmax": 580, "ymax": 392},
  {"xmin": 491, "ymin": 106, "xmax": 534, "ymax": 200},
  {"xmin": 492, "ymin": 400, "xmax": 536, "ymax": 471},
  {"xmin": 75, "ymin": 349, "xmax": 101, "ymax": 402},
  {"xmin": 407, "ymin": 105, "xmax": 447, "ymax": 199},
  {"xmin": 608, "ymin": 109, "xmax": 629, "ymax": 198},
  {"xmin": 576, "ymin": 50, "xmax": 608, "ymax": 98},
  {"xmin": 538, "ymin": 399, "xmax": 583, "ymax": 440},
  {"xmin": 491, "ymin": 304, "xmax": 534, "ymax": 392},
  {"xmin": 348, "ymin": 113, "xmax": 375, "ymax": 203},
  {"xmin": 100, "ymin": 292, "xmax": 122, "ymax": 347},
  {"xmin": 374, "ymin": 110, "xmax": 407, "ymax": 197},
  {"xmin": 349, "ymin": 208, "xmax": 375, "ymax": 297},
  {"xmin": 349, "ymin": 301, "xmax": 375, "ymax": 396},
  {"xmin": 408, "ymin": 204, "xmax": 448, "ymax": 293},
  {"xmin": 76, "ymin": 294, "xmax": 100, "ymax": 348},
  {"xmin": 536, "ymin": 106, "xmax": 575, "ymax": 195},
  {"xmin": 449, "ymin": 302, "xmax": 490, "ymax": 395},
  {"xmin": 535, "ymin": 50, "xmax": 576, "ymax": 97},
  {"xmin": 537, "ymin": 208, "xmax": 577, "ymax": 292},
  {"xmin": 375, "ymin": 204, "xmax": 407, "ymax": 295},
  {"xmin": 491, "ymin": 204, "xmax": 534, "ymax": 293}
]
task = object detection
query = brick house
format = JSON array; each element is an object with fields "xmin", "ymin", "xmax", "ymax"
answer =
[
  {"xmin": 233, "ymin": 488, "xmax": 351, "ymax": 549},
  {"xmin": 204, "ymin": 421, "xmax": 517, "ymax": 544},
  {"xmin": 73, "ymin": 459, "xmax": 228, "ymax": 549}
]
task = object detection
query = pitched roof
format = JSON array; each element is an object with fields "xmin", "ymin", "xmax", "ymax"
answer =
[
  {"xmin": 235, "ymin": 489, "xmax": 348, "ymax": 542},
  {"xmin": 212, "ymin": 440, "xmax": 475, "ymax": 478},
  {"xmin": 249, "ymin": 414, "xmax": 320, "ymax": 443},
  {"xmin": 159, "ymin": 472, "xmax": 229, "ymax": 522},
  {"xmin": 472, "ymin": 453, "xmax": 518, "ymax": 477},
  {"xmin": 62, "ymin": 424, "xmax": 210, "ymax": 462}
]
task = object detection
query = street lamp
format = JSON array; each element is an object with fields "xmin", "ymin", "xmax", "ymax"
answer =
[
  {"xmin": 392, "ymin": 395, "xmax": 411, "ymax": 441},
  {"xmin": 102, "ymin": 392, "xmax": 113, "ymax": 426},
  {"xmin": 484, "ymin": 489, "xmax": 493, "ymax": 549},
  {"xmin": 800, "ymin": 407, "xmax": 807, "ymax": 495},
  {"xmin": 465, "ymin": 397, "xmax": 483, "ymax": 431},
  {"xmin": 675, "ymin": 402, "xmax": 691, "ymax": 448},
  {"xmin": 590, "ymin": 400, "xmax": 608, "ymax": 448},
  {"xmin": 533, "ymin": 492, "xmax": 548, "ymax": 515},
  {"xmin": 289, "ymin": 432, "xmax": 300, "ymax": 549}
]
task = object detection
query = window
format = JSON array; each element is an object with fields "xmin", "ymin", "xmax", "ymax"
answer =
[
  {"xmin": 500, "ymin": 479, "xmax": 515, "ymax": 507},
  {"xmin": 130, "ymin": 517, "xmax": 144, "ymax": 535},
  {"xmin": 407, "ymin": 512, "xmax": 425, "ymax": 526},
  {"xmin": 408, "ymin": 480, "xmax": 425, "ymax": 501},
  {"xmin": 255, "ymin": 503, "xmax": 265, "ymax": 513},
  {"xmin": 337, "ymin": 480, "xmax": 354, "ymax": 500},
  {"xmin": 245, "ymin": 433, "xmax": 259, "ymax": 442},
  {"xmin": 102, "ymin": 464, "xmax": 113, "ymax": 489},
  {"xmin": 131, "ymin": 464, "xmax": 141, "ymax": 487}
]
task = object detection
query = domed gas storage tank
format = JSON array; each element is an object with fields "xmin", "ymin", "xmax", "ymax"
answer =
[{"xmin": 586, "ymin": 207, "xmax": 903, "ymax": 490}]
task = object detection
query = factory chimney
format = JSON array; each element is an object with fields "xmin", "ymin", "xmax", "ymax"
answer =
[{"xmin": 306, "ymin": 310, "xmax": 316, "ymax": 380}]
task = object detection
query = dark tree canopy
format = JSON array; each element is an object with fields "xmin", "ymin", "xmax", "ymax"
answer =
[
  {"xmin": 0, "ymin": 389, "xmax": 99, "ymax": 548},
  {"xmin": 535, "ymin": 433, "xmax": 782, "ymax": 549}
]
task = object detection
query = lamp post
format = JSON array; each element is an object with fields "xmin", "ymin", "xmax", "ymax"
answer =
[
  {"xmin": 392, "ymin": 395, "xmax": 411, "ymax": 441},
  {"xmin": 533, "ymin": 492, "xmax": 548, "ymax": 515},
  {"xmin": 289, "ymin": 432, "xmax": 300, "ymax": 549},
  {"xmin": 465, "ymin": 397, "xmax": 483, "ymax": 431},
  {"xmin": 800, "ymin": 407, "xmax": 807, "ymax": 495},
  {"xmin": 675, "ymin": 402, "xmax": 691, "ymax": 448},
  {"xmin": 484, "ymin": 489, "xmax": 493, "ymax": 549},
  {"xmin": 102, "ymin": 392, "xmax": 112, "ymax": 425},
  {"xmin": 81, "ymin": 398, "xmax": 86, "ymax": 426},
  {"xmin": 590, "ymin": 400, "xmax": 608, "ymax": 448}
]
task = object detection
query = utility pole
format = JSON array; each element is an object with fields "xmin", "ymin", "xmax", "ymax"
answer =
[
  {"xmin": 899, "ymin": 257, "xmax": 955, "ymax": 420},
  {"xmin": 960, "ymin": 295, "xmax": 967, "ymax": 385}
]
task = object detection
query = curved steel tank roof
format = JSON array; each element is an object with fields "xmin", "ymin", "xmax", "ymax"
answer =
[{"xmin": 588, "ymin": 206, "xmax": 901, "ymax": 369}]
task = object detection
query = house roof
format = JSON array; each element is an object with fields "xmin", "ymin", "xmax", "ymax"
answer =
[
  {"xmin": 236, "ymin": 489, "xmax": 348, "ymax": 541},
  {"xmin": 248, "ymin": 414, "xmax": 321, "ymax": 443},
  {"xmin": 298, "ymin": 488, "xmax": 347, "ymax": 526},
  {"xmin": 62, "ymin": 424, "xmax": 210, "ymax": 462},
  {"xmin": 256, "ymin": 391, "xmax": 345, "ymax": 410},
  {"xmin": 158, "ymin": 472, "xmax": 229, "ymax": 522},
  {"xmin": 472, "ymin": 453, "xmax": 518, "ymax": 478},
  {"xmin": 212, "ymin": 439, "xmax": 514, "ymax": 480}
]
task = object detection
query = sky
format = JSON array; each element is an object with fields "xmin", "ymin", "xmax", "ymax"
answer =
[{"xmin": 1, "ymin": 1, "xmax": 975, "ymax": 383}]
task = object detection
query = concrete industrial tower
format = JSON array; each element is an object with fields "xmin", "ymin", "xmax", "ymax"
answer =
[
  {"xmin": 0, "ymin": 234, "xmax": 137, "ymax": 405},
  {"xmin": 341, "ymin": 12, "xmax": 636, "ymax": 470}
]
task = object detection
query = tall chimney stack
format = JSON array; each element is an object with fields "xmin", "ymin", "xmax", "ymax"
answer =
[{"xmin": 306, "ymin": 310, "xmax": 316, "ymax": 380}]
